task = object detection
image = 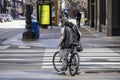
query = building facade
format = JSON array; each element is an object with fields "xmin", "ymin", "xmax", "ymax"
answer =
[{"xmin": 88, "ymin": 0, "xmax": 120, "ymax": 36}]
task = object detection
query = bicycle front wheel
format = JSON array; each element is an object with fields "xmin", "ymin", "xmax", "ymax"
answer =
[
  {"xmin": 52, "ymin": 51, "xmax": 62, "ymax": 72},
  {"xmin": 69, "ymin": 53, "xmax": 80, "ymax": 76}
]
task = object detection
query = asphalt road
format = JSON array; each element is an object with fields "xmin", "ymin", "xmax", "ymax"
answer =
[
  {"xmin": 0, "ymin": 48, "xmax": 120, "ymax": 80},
  {"xmin": 0, "ymin": 20, "xmax": 25, "ymax": 45},
  {"xmin": 0, "ymin": 19, "xmax": 120, "ymax": 80}
]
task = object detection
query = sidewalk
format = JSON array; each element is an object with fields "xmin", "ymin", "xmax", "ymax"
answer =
[{"xmin": 2, "ymin": 19, "xmax": 120, "ymax": 49}]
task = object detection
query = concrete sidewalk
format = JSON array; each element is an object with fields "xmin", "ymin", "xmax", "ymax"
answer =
[
  {"xmin": 2, "ymin": 19, "xmax": 120, "ymax": 49},
  {"xmin": 2, "ymin": 25, "xmax": 61, "ymax": 48}
]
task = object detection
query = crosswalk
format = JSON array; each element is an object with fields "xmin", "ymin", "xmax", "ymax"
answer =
[
  {"xmin": 0, "ymin": 45, "xmax": 32, "ymax": 49},
  {"xmin": 0, "ymin": 48, "xmax": 120, "ymax": 73},
  {"xmin": 41, "ymin": 48, "xmax": 120, "ymax": 72},
  {"xmin": 0, "ymin": 45, "xmax": 10, "ymax": 49}
]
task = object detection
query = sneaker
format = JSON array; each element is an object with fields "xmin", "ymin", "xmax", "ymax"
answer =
[
  {"xmin": 58, "ymin": 67, "xmax": 66, "ymax": 75},
  {"xmin": 58, "ymin": 71, "xmax": 66, "ymax": 75}
]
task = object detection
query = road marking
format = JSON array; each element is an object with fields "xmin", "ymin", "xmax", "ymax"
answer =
[
  {"xmin": 41, "ymin": 49, "xmax": 120, "ymax": 69},
  {"xmin": 0, "ymin": 45, "xmax": 10, "ymax": 49},
  {"xmin": 0, "ymin": 49, "xmax": 46, "ymax": 53},
  {"xmin": 18, "ymin": 46, "xmax": 31, "ymax": 49},
  {"xmin": 0, "ymin": 48, "xmax": 120, "ymax": 53},
  {"xmin": 41, "ymin": 51, "xmax": 53, "ymax": 69}
]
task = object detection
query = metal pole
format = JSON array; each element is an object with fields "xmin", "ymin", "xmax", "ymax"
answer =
[
  {"xmin": 0, "ymin": 0, "xmax": 1, "ymax": 13},
  {"xmin": 22, "ymin": 4, "xmax": 35, "ymax": 41},
  {"xmin": 13, "ymin": 0, "xmax": 16, "ymax": 19},
  {"xmin": 21, "ymin": 0, "xmax": 24, "ymax": 16}
]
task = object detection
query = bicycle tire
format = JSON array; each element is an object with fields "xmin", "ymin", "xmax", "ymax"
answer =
[
  {"xmin": 69, "ymin": 53, "xmax": 80, "ymax": 76},
  {"xmin": 52, "ymin": 51, "xmax": 62, "ymax": 72}
]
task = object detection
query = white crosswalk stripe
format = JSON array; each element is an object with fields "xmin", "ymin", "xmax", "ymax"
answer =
[
  {"xmin": 0, "ymin": 48, "xmax": 120, "ymax": 80},
  {"xmin": 41, "ymin": 48, "xmax": 120, "ymax": 72},
  {"xmin": 0, "ymin": 48, "xmax": 120, "ymax": 72},
  {"xmin": 0, "ymin": 45, "xmax": 10, "ymax": 49},
  {"xmin": 18, "ymin": 46, "xmax": 31, "ymax": 49}
]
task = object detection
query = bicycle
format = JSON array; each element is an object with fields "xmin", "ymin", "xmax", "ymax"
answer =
[{"xmin": 52, "ymin": 44, "xmax": 80, "ymax": 76}]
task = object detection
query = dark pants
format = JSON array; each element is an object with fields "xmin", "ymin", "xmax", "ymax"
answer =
[{"xmin": 76, "ymin": 18, "xmax": 81, "ymax": 28}]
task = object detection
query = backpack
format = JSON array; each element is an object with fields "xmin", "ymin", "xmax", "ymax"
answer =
[
  {"xmin": 67, "ymin": 22, "xmax": 81, "ymax": 42},
  {"xmin": 72, "ymin": 25, "xmax": 80, "ymax": 42},
  {"xmin": 61, "ymin": 26, "xmax": 74, "ymax": 48},
  {"xmin": 72, "ymin": 25, "xmax": 83, "ymax": 52}
]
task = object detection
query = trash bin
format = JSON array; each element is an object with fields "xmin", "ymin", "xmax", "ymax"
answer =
[{"xmin": 32, "ymin": 20, "xmax": 40, "ymax": 39}]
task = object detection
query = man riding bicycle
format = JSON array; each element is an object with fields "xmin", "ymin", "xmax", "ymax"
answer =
[{"xmin": 59, "ymin": 17, "xmax": 82, "ymax": 75}]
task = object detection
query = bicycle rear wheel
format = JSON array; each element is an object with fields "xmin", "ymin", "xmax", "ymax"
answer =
[
  {"xmin": 69, "ymin": 53, "xmax": 80, "ymax": 76},
  {"xmin": 52, "ymin": 51, "xmax": 62, "ymax": 72}
]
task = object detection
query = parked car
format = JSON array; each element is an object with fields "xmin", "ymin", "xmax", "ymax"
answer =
[
  {"xmin": 0, "ymin": 15, "xmax": 4, "ymax": 23},
  {"xmin": 0, "ymin": 14, "xmax": 7, "ymax": 22},
  {"xmin": 5, "ymin": 14, "xmax": 13, "ymax": 22}
]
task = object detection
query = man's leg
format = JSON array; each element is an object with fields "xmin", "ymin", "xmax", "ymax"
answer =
[
  {"xmin": 76, "ymin": 19, "xmax": 78, "ymax": 26},
  {"xmin": 78, "ymin": 19, "xmax": 80, "ymax": 28},
  {"xmin": 76, "ymin": 19, "xmax": 80, "ymax": 28},
  {"xmin": 59, "ymin": 49, "xmax": 70, "ymax": 74},
  {"xmin": 62, "ymin": 49, "xmax": 70, "ymax": 69}
]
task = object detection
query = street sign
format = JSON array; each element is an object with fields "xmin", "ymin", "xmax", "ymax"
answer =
[{"xmin": 37, "ymin": 3, "xmax": 51, "ymax": 26}]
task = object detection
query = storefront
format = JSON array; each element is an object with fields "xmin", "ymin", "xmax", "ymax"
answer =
[{"xmin": 88, "ymin": 0, "xmax": 120, "ymax": 36}]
